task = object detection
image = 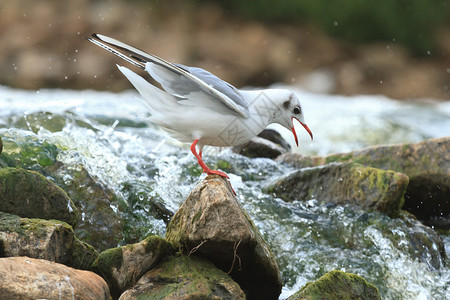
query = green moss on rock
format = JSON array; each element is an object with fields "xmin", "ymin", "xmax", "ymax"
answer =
[
  {"xmin": 267, "ymin": 162, "xmax": 408, "ymax": 218},
  {"xmin": 0, "ymin": 211, "xmax": 97, "ymax": 269},
  {"xmin": 288, "ymin": 270, "xmax": 381, "ymax": 300},
  {"xmin": 93, "ymin": 247, "xmax": 124, "ymax": 276},
  {"xmin": 121, "ymin": 255, "xmax": 245, "ymax": 299},
  {"xmin": 0, "ymin": 167, "xmax": 78, "ymax": 226},
  {"xmin": 93, "ymin": 236, "xmax": 174, "ymax": 299}
]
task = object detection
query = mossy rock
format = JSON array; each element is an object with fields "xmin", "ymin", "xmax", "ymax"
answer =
[
  {"xmin": 0, "ymin": 211, "xmax": 97, "ymax": 270},
  {"xmin": 288, "ymin": 270, "xmax": 381, "ymax": 300},
  {"xmin": 93, "ymin": 235, "xmax": 174, "ymax": 299},
  {"xmin": 0, "ymin": 167, "xmax": 78, "ymax": 226},
  {"xmin": 166, "ymin": 175, "xmax": 282, "ymax": 299},
  {"xmin": 277, "ymin": 137, "xmax": 450, "ymax": 226},
  {"xmin": 0, "ymin": 133, "xmax": 59, "ymax": 169},
  {"xmin": 267, "ymin": 162, "xmax": 408, "ymax": 218},
  {"xmin": 119, "ymin": 254, "xmax": 245, "ymax": 300}
]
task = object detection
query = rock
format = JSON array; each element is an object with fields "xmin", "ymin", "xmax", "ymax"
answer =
[
  {"xmin": 0, "ymin": 212, "xmax": 98, "ymax": 270},
  {"xmin": 258, "ymin": 128, "xmax": 291, "ymax": 151},
  {"xmin": 0, "ymin": 167, "xmax": 78, "ymax": 226},
  {"xmin": 1, "ymin": 133, "xmax": 125, "ymax": 251},
  {"xmin": 0, "ymin": 256, "xmax": 110, "ymax": 299},
  {"xmin": 166, "ymin": 175, "xmax": 282, "ymax": 300},
  {"xmin": 266, "ymin": 162, "xmax": 409, "ymax": 218},
  {"xmin": 278, "ymin": 137, "xmax": 449, "ymax": 225},
  {"xmin": 233, "ymin": 129, "xmax": 290, "ymax": 159},
  {"xmin": 93, "ymin": 235, "xmax": 174, "ymax": 299},
  {"xmin": 119, "ymin": 255, "xmax": 245, "ymax": 300},
  {"xmin": 398, "ymin": 211, "xmax": 446, "ymax": 269},
  {"xmin": 48, "ymin": 162, "xmax": 125, "ymax": 251},
  {"xmin": 287, "ymin": 270, "xmax": 381, "ymax": 300}
]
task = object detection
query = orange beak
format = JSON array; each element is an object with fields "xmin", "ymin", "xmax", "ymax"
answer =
[{"xmin": 291, "ymin": 117, "xmax": 313, "ymax": 147}]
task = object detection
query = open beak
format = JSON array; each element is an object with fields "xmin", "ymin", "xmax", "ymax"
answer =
[{"xmin": 291, "ymin": 117, "xmax": 313, "ymax": 147}]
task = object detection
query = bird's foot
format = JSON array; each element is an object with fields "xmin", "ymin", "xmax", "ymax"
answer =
[
  {"xmin": 205, "ymin": 169, "xmax": 229, "ymax": 179},
  {"xmin": 204, "ymin": 169, "xmax": 236, "ymax": 195}
]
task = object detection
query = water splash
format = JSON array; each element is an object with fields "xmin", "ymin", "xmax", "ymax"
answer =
[{"xmin": 0, "ymin": 85, "xmax": 449, "ymax": 299}]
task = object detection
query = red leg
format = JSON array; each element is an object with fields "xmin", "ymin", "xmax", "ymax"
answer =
[{"xmin": 190, "ymin": 139, "xmax": 229, "ymax": 179}]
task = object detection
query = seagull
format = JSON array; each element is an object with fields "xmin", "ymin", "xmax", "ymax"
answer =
[{"xmin": 87, "ymin": 33, "xmax": 313, "ymax": 179}]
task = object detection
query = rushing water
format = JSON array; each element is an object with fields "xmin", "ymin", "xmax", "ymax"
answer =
[{"xmin": 0, "ymin": 85, "xmax": 449, "ymax": 299}]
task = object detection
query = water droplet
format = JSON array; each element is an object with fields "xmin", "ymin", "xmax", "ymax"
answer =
[{"xmin": 333, "ymin": 21, "xmax": 339, "ymax": 26}]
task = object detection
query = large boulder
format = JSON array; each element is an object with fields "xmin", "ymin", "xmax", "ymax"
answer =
[
  {"xmin": 0, "ymin": 256, "xmax": 110, "ymax": 299},
  {"xmin": 288, "ymin": 270, "xmax": 381, "ymax": 300},
  {"xmin": 93, "ymin": 235, "xmax": 174, "ymax": 299},
  {"xmin": 266, "ymin": 162, "xmax": 409, "ymax": 217},
  {"xmin": 0, "ymin": 212, "xmax": 97, "ymax": 270},
  {"xmin": 119, "ymin": 255, "xmax": 245, "ymax": 300},
  {"xmin": 166, "ymin": 175, "xmax": 282, "ymax": 300},
  {"xmin": 278, "ymin": 137, "xmax": 449, "ymax": 225},
  {"xmin": 0, "ymin": 167, "xmax": 78, "ymax": 226}
]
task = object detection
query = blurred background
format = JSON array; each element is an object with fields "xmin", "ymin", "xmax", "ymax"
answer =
[{"xmin": 1, "ymin": 0, "xmax": 449, "ymax": 100}]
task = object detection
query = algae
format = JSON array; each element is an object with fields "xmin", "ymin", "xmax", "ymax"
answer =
[
  {"xmin": 0, "ymin": 167, "xmax": 78, "ymax": 226},
  {"xmin": 131, "ymin": 255, "xmax": 244, "ymax": 299},
  {"xmin": 289, "ymin": 270, "xmax": 381, "ymax": 300}
]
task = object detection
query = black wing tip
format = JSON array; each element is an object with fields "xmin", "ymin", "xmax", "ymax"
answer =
[{"xmin": 85, "ymin": 33, "xmax": 99, "ymax": 42}]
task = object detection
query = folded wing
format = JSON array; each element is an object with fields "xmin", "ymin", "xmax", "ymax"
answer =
[{"xmin": 87, "ymin": 34, "xmax": 250, "ymax": 118}]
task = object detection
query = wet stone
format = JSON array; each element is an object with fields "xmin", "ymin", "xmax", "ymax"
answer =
[
  {"xmin": 278, "ymin": 137, "xmax": 450, "ymax": 226},
  {"xmin": 118, "ymin": 255, "xmax": 245, "ymax": 300},
  {"xmin": 0, "ymin": 167, "xmax": 78, "ymax": 226},
  {"xmin": 266, "ymin": 162, "xmax": 408, "ymax": 218},
  {"xmin": 233, "ymin": 129, "xmax": 290, "ymax": 159},
  {"xmin": 166, "ymin": 175, "xmax": 282, "ymax": 300},
  {"xmin": 0, "ymin": 256, "xmax": 110, "ymax": 300},
  {"xmin": 93, "ymin": 235, "xmax": 174, "ymax": 299},
  {"xmin": 288, "ymin": 270, "xmax": 381, "ymax": 300},
  {"xmin": 0, "ymin": 212, "xmax": 98, "ymax": 270}
]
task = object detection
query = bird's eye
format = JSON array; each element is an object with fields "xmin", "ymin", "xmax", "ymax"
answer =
[{"xmin": 293, "ymin": 106, "xmax": 301, "ymax": 114}]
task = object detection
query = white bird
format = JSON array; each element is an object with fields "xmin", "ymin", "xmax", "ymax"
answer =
[{"xmin": 87, "ymin": 33, "xmax": 313, "ymax": 179}]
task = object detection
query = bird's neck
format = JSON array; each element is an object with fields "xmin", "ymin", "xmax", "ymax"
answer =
[{"xmin": 240, "ymin": 89, "xmax": 284, "ymax": 132}]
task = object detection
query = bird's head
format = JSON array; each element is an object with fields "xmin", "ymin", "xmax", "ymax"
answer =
[{"xmin": 274, "ymin": 92, "xmax": 313, "ymax": 146}]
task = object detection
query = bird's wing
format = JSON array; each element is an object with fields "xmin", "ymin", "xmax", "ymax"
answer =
[{"xmin": 87, "ymin": 34, "xmax": 250, "ymax": 118}]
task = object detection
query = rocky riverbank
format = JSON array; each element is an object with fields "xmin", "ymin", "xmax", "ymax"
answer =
[{"xmin": 0, "ymin": 133, "xmax": 448, "ymax": 298}]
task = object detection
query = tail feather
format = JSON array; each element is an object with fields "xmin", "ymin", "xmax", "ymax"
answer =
[
  {"xmin": 117, "ymin": 65, "xmax": 178, "ymax": 116},
  {"xmin": 86, "ymin": 34, "xmax": 185, "ymax": 77}
]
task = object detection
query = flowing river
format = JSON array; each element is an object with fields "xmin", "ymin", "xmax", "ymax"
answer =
[{"xmin": 0, "ymin": 85, "xmax": 449, "ymax": 299}]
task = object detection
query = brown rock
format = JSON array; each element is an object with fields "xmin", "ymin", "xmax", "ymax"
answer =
[
  {"xmin": 0, "ymin": 212, "xmax": 73, "ymax": 263},
  {"xmin": 0, "ymin": 256, "xmax": 110, "ymax": 299},
  {"xmin": 119, "ymin": 255, "xmax": 245, "ymax": 300},
  {"xmin": 0, "ymin": 212, "xmax": 98, "ymax": 270},
  {"xmin": 166, "ymin": 175, "xmax": 282, "ymax": 300},
  {"xmin": 93, "ymin": 235, "xmax": 174, "ymax": 299}
]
